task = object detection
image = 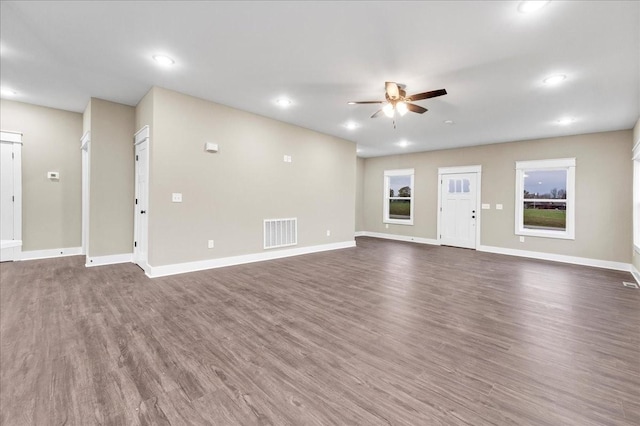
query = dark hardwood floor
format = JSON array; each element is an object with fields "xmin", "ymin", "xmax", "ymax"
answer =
[{"xmin": 1, "ymin": 237, "xmax": 639, "ymax": 425}]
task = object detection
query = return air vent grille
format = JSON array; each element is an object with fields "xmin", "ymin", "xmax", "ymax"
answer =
[{"xmin": 264, "ymin": 218, "xmax": 297, "ymax": 249}]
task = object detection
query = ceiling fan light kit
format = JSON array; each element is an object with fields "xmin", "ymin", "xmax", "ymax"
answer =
[{"xmin": 349, "ymin": 81, "xmax": 447, "ymax": 125}]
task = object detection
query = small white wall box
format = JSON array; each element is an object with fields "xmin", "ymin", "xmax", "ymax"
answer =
[
  {"xmin": 47, "ymin": 171, "xmax": 60, "ymax": 180},
  {"xmin": 204, "ymin": 142, "xmax": 219, "ymax": 153}
]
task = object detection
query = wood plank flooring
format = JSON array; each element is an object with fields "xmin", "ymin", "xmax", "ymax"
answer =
[{"xmin": 1, "ymin": 237, "xmax": 639, "ymax": 425}]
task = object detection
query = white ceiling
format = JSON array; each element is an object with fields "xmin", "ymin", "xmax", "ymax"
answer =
[{"xmin": 1, "ymin": 1, "xmax": 638, "ymax": 157}]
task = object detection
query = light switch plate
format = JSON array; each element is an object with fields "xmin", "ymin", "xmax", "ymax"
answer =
[
  {"xmin": 496, "ymin": 204, "xmax": 503, "ymax": 210},
  {"xmin": 481, "ymin": 203, "xmax": 490, "ymax": 210},
  {"xmin": 172, "ymin": 193, "xmax": 182, "ymax": 203}
]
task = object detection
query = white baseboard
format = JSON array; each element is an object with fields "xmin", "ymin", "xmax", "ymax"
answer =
[
  {"xmin": 478, "ymin": 245, "xmax": 631, "ymax": 272},
  {"xmin": 631, "ymin": 264, "xmax": 640, "ymax": 285},
  {"xmin": 356, "ymin": 231, "xmax": 439, "ymax": 246},
  {"xmin": 19, "ymin": 246, "xmax": 82, "ymax": 261},
  {"xmin": 86, "ymin": 253, "xmax": 133, "ymax": 267},
  {"xmin": 147, "ymin": 240, "xmax": 356, "ymax": 278}
]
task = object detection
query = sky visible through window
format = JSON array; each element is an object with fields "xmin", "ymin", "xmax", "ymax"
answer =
[
  {"xmin": 524, "ymin": 170, "xmax": 566, "ymax": 197},
  {"xmin": 389, "ymin": 175, "xmax": 412, "ymax": 196}
]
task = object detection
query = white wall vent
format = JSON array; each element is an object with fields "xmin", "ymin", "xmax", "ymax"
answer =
[{"xmin": 264, "ymin": 218, "xmax": 297, "ymax": 249}]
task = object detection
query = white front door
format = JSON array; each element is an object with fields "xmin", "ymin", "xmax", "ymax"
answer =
[
  {"xmin": 440, "ymin": 172, "xmax": 478, "ymax": 249},
  {"xmin": 133, "ymin": 138, "xmax": 149, "ymax": 269}
]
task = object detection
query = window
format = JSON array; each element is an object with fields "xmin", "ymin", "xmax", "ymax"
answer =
[
  {"xmin": 515, "ymin": 158, "xmax": 575, "ymax": 239},
  {"xmin": 384, "ymin": 169, "xmax": 414, "ymax": 225}
]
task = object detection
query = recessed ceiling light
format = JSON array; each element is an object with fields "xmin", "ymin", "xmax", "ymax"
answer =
[
  {"xmin": 543, "ymin": 74, "xmax": 566, "ymax": 85},
  {"xmin": 344, "ymin": 121, "xmax": 359, "ymax": 130},
  {"xmin": 443, "ymin": 120, "xmax": 455, "ymax": 125},
  {"xmin": 275, "ymin": 98, "xmax": 292, "ymax": 107},
  {"xmin": 152, "ymin": 55, "xmax": 175, "ymax": 66},
  {"xmin": 0, "ymin": 87, "xmax": 17, "ymax": 97},
  {"xmin": 518, "ymin": 1, "xmax": 550, "ymax": 14},
  {"xmin": 557, "ymin": 117, "xmax": 574, "ymax": 125},
  {"xmin": 396, "ymin": 140, "xmax": 411, "ymax": 148}
]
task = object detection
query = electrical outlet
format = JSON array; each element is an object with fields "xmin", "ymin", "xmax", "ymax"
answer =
[
  {"xmin": 481, "ymin": 203, "xmax": 490, "ymax": 209},
  {"xmin": 172, "ymin": 193, "xmax": 182, "ymax": 203},
  {"xmin": 208, "ymin": 240, "xmax": 214, "ymax": 249},
  {"xmin": 519, "ymin": 236, "xmax": 525, "ymax": 243},
  {"xmin": 326, "ymin": 230, "xmax": 331, "ymax": 236},
  {"xmin": 496, "ymin": 204, "xmax": 503, "ymax": 210},
  {"xmin": 385, "ymin": 224, "xmax": 389, "ymax": 229}
]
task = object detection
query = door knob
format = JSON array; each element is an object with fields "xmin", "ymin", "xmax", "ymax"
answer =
[
  {"xmin": 472, "ymin": 215, "xmax": 475, "ymax": 219},
  {"xmin": 140, "ymin": 210, "xmax": 146, "ymax": 214}
]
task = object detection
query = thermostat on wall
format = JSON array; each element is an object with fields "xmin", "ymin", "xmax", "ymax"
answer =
[{"xmin": 47, "ymin": 171, "xmax": 60, "ymax": 180}]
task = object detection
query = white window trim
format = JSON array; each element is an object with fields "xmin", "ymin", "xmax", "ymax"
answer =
[
  {"xmin": 383, "ymin": 168, "xmax": 415, "ymax": 225},
  {"xmin": 515, "ymin": 158, "xmax": 575, "ymax": 240},
  {"xmin": 633, "ymin": 139, "xmax": 640, "ymax": 254}
]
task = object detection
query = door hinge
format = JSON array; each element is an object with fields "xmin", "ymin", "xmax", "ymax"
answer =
[
  {"xmin": 12, "ymin": 152, "xmax": 15, "ymax": 159},
  {"xmin": 134, "ymin": 241, "xmax": 137, "ymax": 247},
  {"xmin": 136, "ymin": 155, "xmax": 138, "ymax": 161},
  {"xmin": 12, "ymin": 196, "xmax": 15, "ymax": 202},
  {"xmin": 135, "ymin": 198, "xmax": 138, "ymax": 205}
]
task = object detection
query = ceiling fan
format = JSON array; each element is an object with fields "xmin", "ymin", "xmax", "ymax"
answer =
[{"xmin": 348, "ymin": 82, "xmax": 447, "ymax": 119}]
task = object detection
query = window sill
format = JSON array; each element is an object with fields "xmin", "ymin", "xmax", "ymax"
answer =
[
  {"xmin": 384, "ymin": 219, "xmax": 414, "ymax": 226},
  {"xmin": 516, "ymin": 229, "xmax": 574, "ymax": 240}
]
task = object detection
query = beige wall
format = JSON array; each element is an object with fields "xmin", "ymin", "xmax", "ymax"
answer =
[
  {"xmin": 82, "ymin": 100, "xmax": 91, "ymax": 136},
  {"xmin": 633, "ymin": 118, "xmax": 640, "ymax": 274},
  {"xmin": 145, "ymin": 87, "xmax": 355, "ymax": 266},
  {"xmin": 362, "ymin": 130, "xmax": 633, "ymax": 264},
  {"xmin": 135, "ymin": 88, "xmax": 154, "ymax": 134},
  {"xmin": 0, "ymin": 99, "xmax": 82, "ymax": 251},
  {"xmin": 87, "ymin": 98, "xmax": 135, "ymax": 257},
  {"xmin": 355, "ymin": 157, "xmax": 365, "ymax": 232}
]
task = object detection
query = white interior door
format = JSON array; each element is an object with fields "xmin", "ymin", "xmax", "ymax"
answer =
[
  {"xmin": 133, "ymin": 136, "xmax": 149, "ymax": 269},
  {"xmin": 440, "ymin": 172, "xmax": 478, "ymax": 249},
  {"xmin": 0, "ymin": 132, "xmax": 22, "ymax": 262},
  {"xmin": 81, "ymin": 133, "xmax": 90, "ymax": 257}
]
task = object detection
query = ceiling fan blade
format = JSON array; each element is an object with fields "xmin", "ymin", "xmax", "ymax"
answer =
[
  {"xmin": 371, "ymin": 109, "xmax": 383, "ymax": 118},
  {"xmin": 406, "ymin": 103, "xmax": 428, "ymax": 114},
  {"xmin": 385, "ymin": 82, "xmax": 400, "ymax": 100},
  {"xmin": 406, "ymin": 89, "xmax": 447, "ymax": 102},
  {"xmin": 348, "ymin": 101, "xmax": 384, "ymax": 104}
]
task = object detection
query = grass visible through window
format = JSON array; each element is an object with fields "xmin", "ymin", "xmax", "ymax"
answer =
[
  {"xmin": 389, "ymin": 200, "xmax": 411, "ymax": 219},
  {"xmin": 523, "ymin": 208, "xmax": 566, "ymax": 230}
]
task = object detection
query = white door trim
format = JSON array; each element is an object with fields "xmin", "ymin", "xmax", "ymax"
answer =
[
  {"xmin": 81, "ymin": 131, "xmax": 90, "ymax": 256},
  {"xmin": 0, "ymin": 131, "xmax": 23, "ymax": 262},
  {"xmin": 133, "ymin": 126, "xmax": 150, "ymax": 272},
  {"xmin": 437, "ymin": 165, "xmax": 482, "ymax": 249}
]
